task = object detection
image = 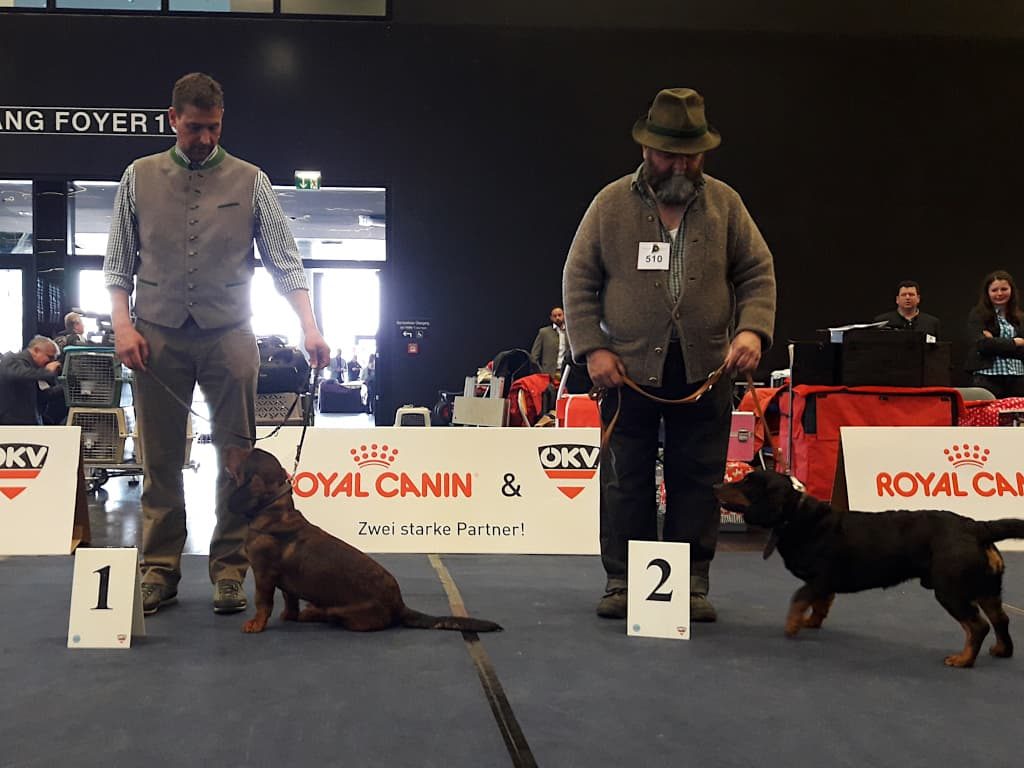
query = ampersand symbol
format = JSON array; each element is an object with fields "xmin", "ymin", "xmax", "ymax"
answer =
[{"xmin": 501, "ymin": 473, "xmax": 521, "ymax": 497}]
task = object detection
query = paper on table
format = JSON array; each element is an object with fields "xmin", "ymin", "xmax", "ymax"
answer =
[{"xmin": 823, "ymin": 321, "xmax": 888, "ymax": 343}]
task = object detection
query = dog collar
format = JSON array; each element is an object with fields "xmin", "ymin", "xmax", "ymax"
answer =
[{"xmin": 763, "ymin": 477, "xmax": 807, "ymax": 559}]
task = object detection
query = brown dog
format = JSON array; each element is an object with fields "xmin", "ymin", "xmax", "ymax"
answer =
[
  {"xmin": 715, "ymin": 469, "xmax": 1024, "ymax": 667},
  {"xmin": 224, "ymin": 446, "xmax": 501, "ymax": 634}
]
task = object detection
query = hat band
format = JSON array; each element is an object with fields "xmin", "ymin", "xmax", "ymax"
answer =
[{"xmin": 646, "ymin": 121, "xmax": 708, "ymax": 139}]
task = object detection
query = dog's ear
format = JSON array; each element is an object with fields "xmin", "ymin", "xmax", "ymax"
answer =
[{"xmin": 223, "ymin": 445, "xmax": 251, "ymax": 485}]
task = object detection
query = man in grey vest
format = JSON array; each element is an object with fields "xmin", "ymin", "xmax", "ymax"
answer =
[
  {"xmin": 104, "ymin": 72, "xmax": 330, "ymax": 616},
  {"xmin": 564, "ymin": 87, "xmax": 776, "ymax": 622}
]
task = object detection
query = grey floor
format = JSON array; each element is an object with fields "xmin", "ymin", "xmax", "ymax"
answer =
[{"xmin": 3, "ymin": 414, "xmax": 1023, "ymax": 767}]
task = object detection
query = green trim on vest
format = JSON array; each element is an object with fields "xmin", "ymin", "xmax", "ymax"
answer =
[{"xmin": 167, "ymin": 145, "xmax": 227, "ymax": 170}]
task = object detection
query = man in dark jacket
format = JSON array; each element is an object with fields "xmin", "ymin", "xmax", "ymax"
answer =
[
  {"xmin": 563, "ymin": 87, "xmax": 776, "ymax": 622},
  {"xmin": 0, "ymin": 336, "xmax": 61, "ymax": 425}
]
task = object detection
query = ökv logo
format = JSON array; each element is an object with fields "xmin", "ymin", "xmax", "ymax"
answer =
[
  {"xmin": 537, "ymin": 443, "xmax": 600, "ymax": 499},
  {"xmin": 875, "ymin": 443, "xmax": 1024, "ymax": 498},
  {"xmin": 0, "ymin": 443, "xmax": 49, "ymax": 501}
]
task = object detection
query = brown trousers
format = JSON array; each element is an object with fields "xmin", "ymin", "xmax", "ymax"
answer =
[{"xmin": 133, "ymin": 318, "xmax": 259, "ymax": 587}]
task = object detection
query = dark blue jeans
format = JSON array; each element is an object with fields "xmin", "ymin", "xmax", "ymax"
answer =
[{"xmin": 599, "ymin": 342, "xmax": 732, "ymax": 592}]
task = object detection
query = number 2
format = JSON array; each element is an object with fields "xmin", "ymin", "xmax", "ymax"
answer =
[
  {"xmin": 645, "ymin": 558, "xmax": 673, "ymax": 602},
  {"xmin": 93, "ymin": 565, "xmax": 112, "ymax": 610}
]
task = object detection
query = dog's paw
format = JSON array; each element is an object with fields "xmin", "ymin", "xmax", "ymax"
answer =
[
  {"xmin": 990, "ymin": 642, "xmax": 1013, "ymax": 658},
  {"xmin": 242, "ymin": 619, "xmax": 266, "ymax": 633},
  {"xmin": 943, "ymin": 652, "xmax": 976, "ymax": 668},
  {"xmin": 783, "ymin": 622, "xmax": 802, "ymax": 638}
]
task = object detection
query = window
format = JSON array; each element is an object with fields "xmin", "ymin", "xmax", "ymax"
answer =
[
  {"xmin": 71, "ymin": 181, "xmax": 386, "ymax": 263},
  {"xmin": 270, "ymin": 186, "xmax": 386, "ymax": 263},
  {"xmin": 0, "ymin": 180, "xmax": 33, "ymax": 255},
  {"xmin": 280, "ymin": 0, "xmax": 385, "ymax": 16},
  {"xmin": 0, "ymin": 269, "xmax": 24, "ymax": 353}
]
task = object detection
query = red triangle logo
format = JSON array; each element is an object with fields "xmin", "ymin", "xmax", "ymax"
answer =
[
  {"xmin": 0, "ymin": 487, "xmax": 27, "ymax": 500},
  {"xmin": 558, "ymin": 486, "xmax": 585, "ymax": 499}
]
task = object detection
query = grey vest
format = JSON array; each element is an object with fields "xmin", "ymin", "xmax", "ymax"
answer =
[{"xmin": 134, "ymin": 148, "xmax": 258, "ymax": 329}]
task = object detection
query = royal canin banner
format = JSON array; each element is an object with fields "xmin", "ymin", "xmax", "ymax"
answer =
[
  {"xmin": 0, "ymin": 427, "xmax": 83, "ymax": 554},
  {"xmin": 841, "ymin": 427, "xmax": 1024, "ymax": 551},
  {"xmin": 255, "ymin": 427, "xmax": 600, "ymax": 554}
]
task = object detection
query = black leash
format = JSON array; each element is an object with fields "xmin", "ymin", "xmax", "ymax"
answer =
[{"xmin": 138, "ymin": 365, "xmax": 318, "ymax": 474}]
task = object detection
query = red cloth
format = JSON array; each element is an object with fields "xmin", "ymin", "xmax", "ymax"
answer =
[
  {"xmin": 779, "ymin": 385, "xmax": 963, "ymax": 502},
  {"xmin": 958, "ymin": 397, "xmax": 1024, "ymax": 426}
]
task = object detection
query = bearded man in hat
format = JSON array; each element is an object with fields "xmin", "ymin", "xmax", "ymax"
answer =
[{"xmin": 563, "ymin": 87, "xmax": 776, "ymax": 622}]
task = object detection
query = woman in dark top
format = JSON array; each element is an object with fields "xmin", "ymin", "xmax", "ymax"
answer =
[{"xmin": 964, "ymin": 269, "xmax": 1024, "ymax": 398}]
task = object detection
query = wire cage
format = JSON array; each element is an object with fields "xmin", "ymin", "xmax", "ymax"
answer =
[
  {"xmin": 67, "ymin": 407, "xmax": 129, "ymax": 464},
  {"xmin": 255, "ymin": 392, "xmax": 312, "ymax": 426},
  {"xmin": 60, "ymin": 347, "xmax": 127, "ymax": 408}
]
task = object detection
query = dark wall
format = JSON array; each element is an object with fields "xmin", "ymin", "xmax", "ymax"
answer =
[{"xmin": 1, "ymin": 13, "xmax": 1021, "ymax": 419}]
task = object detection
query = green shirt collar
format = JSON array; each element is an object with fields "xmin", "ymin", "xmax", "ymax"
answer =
[{"xmin": 169, "ymin": 145, "xmax": 226, "ymax": 169}]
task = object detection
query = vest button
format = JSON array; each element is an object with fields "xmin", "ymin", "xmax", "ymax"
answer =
[
  {"xmin": 187, "ymin": 283, "xmax": 195, "ymax": 290},
  {"xmin": 648, "ymin": 377, "xmax": 657, "ymax": 383},
  {"xmin": 188, "ymin": 251, "xmax": 197, "ymax": 257},
  {"xmin": 190, "ymin": 205, "xmax": 199, "ymax": 210},
  {"xmin": 188, "ymin": 301, "xmax": 197, "ymax": 307},
  {"xmin": 188, "ymin": 267, "xmax": 197, "ymax": 274},
  {"xmin": 188, "ymin": 235, "xmax": 197, "ymax": 241},
  {"xmin": 189, "ymin": 219, "xmax": 198, "ymax": 225}
]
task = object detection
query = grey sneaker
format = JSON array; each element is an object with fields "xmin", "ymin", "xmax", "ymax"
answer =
[
  {"xmin": 690, "ymin": 593, "xmax": 717, "ymax": 623},
  {"xmin": 140, "ymin": 583, "xmax": 178, "ymax": 616},
  {"xmin": 212, "ymin": 579, "xmax": 248, "ymax": 614},
  {"xmin": 596, "ymin": 580, "xmax": 628, "ymax": 619}
]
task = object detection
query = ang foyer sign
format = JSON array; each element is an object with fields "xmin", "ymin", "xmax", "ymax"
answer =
[{"xmin": 0, "ymin": 107, "xmax": 175, "ymax": 137}]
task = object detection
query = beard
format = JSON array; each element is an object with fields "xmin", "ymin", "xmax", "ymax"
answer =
[{"xmin": 643, "ymin": 156, "xmax": 703, "ymax": 205}]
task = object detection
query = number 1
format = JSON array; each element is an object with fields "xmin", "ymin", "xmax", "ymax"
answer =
[{"xmin": 93, "ymin": 565, "xmax": 112, "ymax": 610}]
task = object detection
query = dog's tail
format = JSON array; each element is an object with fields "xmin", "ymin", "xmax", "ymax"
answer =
[
  {"xmin": 977, "ymin": 519, "xmax": 1024, "ymax": 543},
  {"xmin": 400, "ymin": 607, "xmax": 502, "ymax": 633}
]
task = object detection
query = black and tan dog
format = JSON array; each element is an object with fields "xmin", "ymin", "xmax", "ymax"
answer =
[
  {"xmin": 224, "ymin": 446, "xmax": 501, "ymax": 634},
  {"xmin": 714, "ymin": 469, "xmax": 1024, "ymax": 667}
]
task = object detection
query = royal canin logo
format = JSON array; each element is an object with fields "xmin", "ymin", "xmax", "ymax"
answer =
[
  {"xmin": 0, "ymin": 443, "xmax": 49, "ymax": 501},
  {"xmin": 538, "ymin": 443, "xmax": 600, "ymax": 499},
  {"xmin": 291, "ymin": 443, "xmax": 473, "ymax": 499},
  {"xmin": 876, "ymin": 444, "xmax": 1024, "ymax": 498}
]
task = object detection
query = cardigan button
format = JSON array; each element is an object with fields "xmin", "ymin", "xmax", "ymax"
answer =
[
  {"xmin": 648, "ymin": 377, "xmax": 658, "ymax": 383},
  {"xmin": 654, "ymin": 347, "xmax": 663, "ymax": 355}
]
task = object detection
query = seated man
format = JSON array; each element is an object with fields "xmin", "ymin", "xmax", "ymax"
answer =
[
  {"xmin": 873, "ymin": 280, "xmax": 941, "ymax": 338},
  {"xmin": 53, "ymin": 311, "xmax": 86, "ymax": 355},
  {"xmin": 0, "ymin": 336, "xmax": 62, "ymax": 425}
]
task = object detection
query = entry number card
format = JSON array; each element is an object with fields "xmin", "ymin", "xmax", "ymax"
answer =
[
  {"xmin": 627, "ymin": 540, "xmax": 690, "ymax": 640},
  {"xmin": 68, "ymin": 547, "xmax": 146, "ymax": 649}
]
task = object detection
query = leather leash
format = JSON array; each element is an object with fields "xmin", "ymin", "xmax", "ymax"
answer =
[
  {"xmin": 589, "ymin": 362, "xmax": 786, "ymax": 474},
  {"xmin": 589, "ymin": 362, "xmax": 726, "ymax": 452}
]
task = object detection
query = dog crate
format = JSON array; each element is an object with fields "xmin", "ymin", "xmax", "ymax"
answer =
[
  {"xmin": 68, "ymin": 407, "xmax": 129, "ymax": 464},
  {"xmin": 60, "ymin": 347, "xmax": 127, "ymax": 408},
  {"xmin": 255, "ymin": 392, "xmax": 312, "ymax": 426}
]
